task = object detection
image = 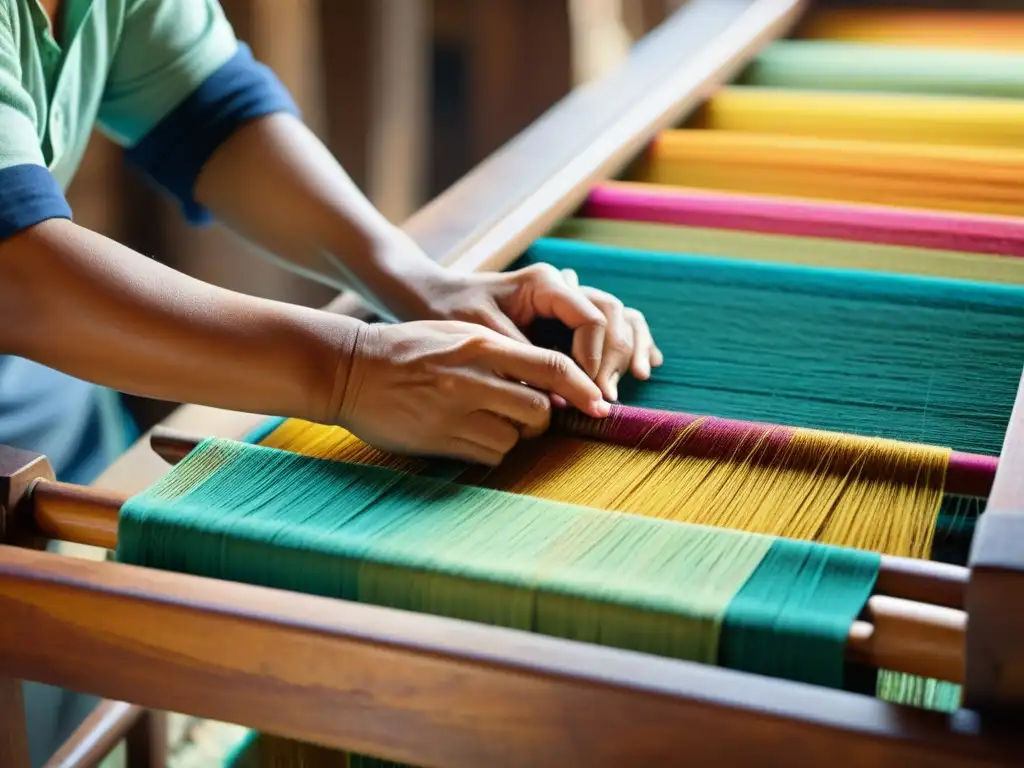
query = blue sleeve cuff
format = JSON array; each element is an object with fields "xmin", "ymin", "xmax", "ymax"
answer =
[
  {"xmin": 124, "ymin": 43, "xmax": 300, "ymax": 226},
  {"xmin": 0, "ymin": 164, "xmax": 73, "ymax": 240}
]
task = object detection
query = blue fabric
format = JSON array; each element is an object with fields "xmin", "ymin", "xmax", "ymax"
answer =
[
  {"xmin": 124, "ymin": 43, "xmax": 299, "ymax": 225},
  {"xmin": 0, "ymin": 164, "xmax": 72, "ymax": 240},
  {"xmin": 0, "ymin": 358, "xmax": 134, "ymax": 485}
]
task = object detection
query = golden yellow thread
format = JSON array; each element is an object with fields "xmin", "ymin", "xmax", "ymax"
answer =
[{"xmin": 260, "ymin": 417, "xmax": 949, "ymax": 559}]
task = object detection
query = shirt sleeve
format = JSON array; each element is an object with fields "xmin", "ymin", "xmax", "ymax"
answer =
[
  {"xmin": 97, "ymin": 0, "xmax": 299, "ymax": 225},
  {"xmin": 0, "ymin": 11, "xmax": 72, "ymax": 240}
]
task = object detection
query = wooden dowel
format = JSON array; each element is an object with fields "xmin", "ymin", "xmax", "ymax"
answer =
[
  {"xmin": 32, "ymin": 480, "xmax": 120, "ymax": 551},
  {"xmin": 874, "ymin": 556, "xmax": 967, "ymax": 609},
  {"xmin": 25, "ymin": 474, "xmax": 968, "ymax": 684},
  {"xmin": 147, "ymin": 426, "xmax": 971, "ymax": 610},
  {"xmin": 42, "ymin": 700, "xmax": 144, "ymax": 768},
  {"xmin": 849, "ymin": 595, "xmax": 965, "ymax": 687}
]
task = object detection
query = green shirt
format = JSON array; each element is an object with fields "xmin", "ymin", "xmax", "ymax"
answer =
[
  {"xmin": 1, "ymin": 0, "xmax": 242, "ymax": 191},
  {"xmin": 0, "ymin": 0, "xmax": 296, "ymax": 485}
]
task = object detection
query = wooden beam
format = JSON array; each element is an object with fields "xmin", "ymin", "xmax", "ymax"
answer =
[{"xmin": 1, "ymin": 546, "xmax": 1020, "ymax": 766}]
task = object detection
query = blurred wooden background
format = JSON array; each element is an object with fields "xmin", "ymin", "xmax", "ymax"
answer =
[{"xmin": 67, "ymin": 0, "xmax": 683, "ymax": 430}]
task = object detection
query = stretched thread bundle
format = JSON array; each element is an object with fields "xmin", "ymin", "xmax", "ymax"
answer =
[
  {"xmin": 694, "ymin": 87, "xmax": 1024, "ymax": 149},
  {"xmin": 251, "ymin": 409, "xmax": 950, "ymax": 559},
  {"xmin": 632, "ymin": 130, "xmax": 1024, "ymax": 218},
  {"xmin": 582, "ymin": 182, "xmax": 1024, "ymax": 258},
  {"xmin": 738, "ymin": 40, "xmax": 1024, "ymax": 98},
  {"xmin": 523, "ymin": 239, "xmax": 1023, "ymax": 456},
  {"xmin": 551, "ymin": 218, "xmax": 1024, "ymax": 285},
  {"xmin": 796, "ymin": 7, "xmax": 1024, "ymax": 52},
  {"xmin": 121, "ymin": 438, "xmax": 887, "ymax": 767},
  {"xmin": 120, "ymin": 438, "xmax": 881, "ymax": 686}
]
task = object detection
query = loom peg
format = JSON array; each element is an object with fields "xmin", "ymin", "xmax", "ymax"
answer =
[
  {"xmin": 851, "ymin": 596, "xmax": 966, "ymax": 687},
  {"xmin": 31, "ymin": 481, "xmax": 121, "ymax": 551}
]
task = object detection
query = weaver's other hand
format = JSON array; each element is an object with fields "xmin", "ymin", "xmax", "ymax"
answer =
[
  {"xmin": 337, "ymin": 320, "xmax": 610, "ymax": 466},
  {"xmin": 419, "ymin": 265, "xmax": 663, "ymax": 402}
]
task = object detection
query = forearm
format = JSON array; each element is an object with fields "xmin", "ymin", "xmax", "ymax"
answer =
[
  {"xmin": 0, "ymin": 218, "xmax": 359, "ymax": 423},
  {"xmin": 194, "ymin": 112, "xmax": 444, "ymax": 321}
]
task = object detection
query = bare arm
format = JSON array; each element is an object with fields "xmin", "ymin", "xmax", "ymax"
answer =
[
  {"xmin": 0, "ymin": 217, "xmax": 606, "ymax": 466},
  {"xmin": 0, "ymin": 218, "xmax": 359, "ymax": 424},
  {"xmin": 193, "ymin": 112, "xmax": 444, "ymax": 322},
  {"xmin": 191, "ymin": 113, "xmax": 661, "ymax": 400}
]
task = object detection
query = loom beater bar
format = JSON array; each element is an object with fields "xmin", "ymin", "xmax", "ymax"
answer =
[{"xmin": 21, "ymin": 430, "xmax": 969, "ymax": 686}]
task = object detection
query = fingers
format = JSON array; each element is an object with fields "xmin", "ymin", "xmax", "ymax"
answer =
[
  {"xmin": 569, "ymin": 286, "xmax": 664, "ymax": 399},
  {"xmin": 465, "ymin": 373, "xmax": 552, "ymax": 438},
  {"xmin": 594, "ymin": 300, "xmax": 633, "ymax": 402},
  {"xmin": 465, "ymin": 304, "xmax": 531, "ymax": 345},
  {"xmin": 513, "ymin": 263, "xmax": 606, "ymax": 329},
  {"xmin": 485, "ymin": 337, "xmax": 609, "ymax": 418},
  {"xmin": 440, "ymin": 437, "xmax": 505, "ymax": 467},
  {"xmin": 626, "ymin": 308, "xmax": 660, "ymax": 380},
  {"xmin": 458, "ymin": 409, "xmax": 522, "ymax": 455}
]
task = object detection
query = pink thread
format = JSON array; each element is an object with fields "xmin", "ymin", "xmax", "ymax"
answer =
[
  {"xmin": 558, "ymin": 404, "xmax": 996, "ymax": 498},
  {"xmin": 582, "ymin": 182, "xmax": 1024, "ymax": 258}
]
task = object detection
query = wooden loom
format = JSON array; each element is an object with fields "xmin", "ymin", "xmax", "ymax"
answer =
[{"xmin": 5, "ymin": 0, "xmax": 1024, "ymax": 765}]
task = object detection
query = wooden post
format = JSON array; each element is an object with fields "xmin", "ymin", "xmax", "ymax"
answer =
[
  {"xmin": 366, "ymin": 0, "xmax": 432, "ymax": 223},
  {"xmin": 0, "ymin": 446, "xmax": 55, "ymax": 768},
  {"xmin": 964, "ymin": 368, "xmax": 1024, "ymax": 716},
  {"xmin": 0, "ymin": 678, "xmax": 30, "ymax": 768}
]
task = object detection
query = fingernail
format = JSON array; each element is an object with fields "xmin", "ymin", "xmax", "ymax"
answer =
[
  {"xmin": 608, "ymin": 373, "xmax": 619, "ymax": 402},
  {"xmin": 591, "ymin": 399, "xmax": 611, "ymax": 417}
]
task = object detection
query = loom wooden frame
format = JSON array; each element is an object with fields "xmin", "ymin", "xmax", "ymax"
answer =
[{"xmin": 3, "ymin": 0, "xmax": 1024, "ymax": 765}]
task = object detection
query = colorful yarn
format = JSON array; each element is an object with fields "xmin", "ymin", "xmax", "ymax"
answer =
[
  {"xmin": 695, "ymin": 87, "xmax": 1024, "ymax": 149},
  {"xmin": 119, "ymin": 438, "xmax": 883, "ymax": 766},
  {"xmin": 551, "ymin": 218, "xmax": 1024, "ymax": 285},
  {"xmin": 252, "ymin": 409, "xmax": 950, "ymax": 559},
  {"xmin": 633, "ymin": 130, "xmax": 1024, "ymax": 217},
  {"xmin": 739, "ymin": 40, "xmax": 1024, "ymax": 98},
  {"xmin": 525, "ymin": 239, "xmax": 1022, "ymax": 455},
  {"xmin": 582, "ymin": 182, "xmax": 1024, "ymax": 258},
  {"xmin": 796, "ymin": 7, "xmax": 1024, "ymax": 52}
]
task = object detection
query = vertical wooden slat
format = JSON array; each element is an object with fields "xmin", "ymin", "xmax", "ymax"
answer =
[
  {"xmin": 568, "ymin": 0, "xmax": 634, "ymax": 85},
  {"xmin": 0, "ymin": 678, "xmax": 30, "ymax": 768},
  {"xmin": 366, "ymin": 0, "xmax": 432, "ymax": 222},
  {"xmin": 320, "ymin": 0, "xmax": 374, "ymax": 190},
  {"xmin": 466, "ymin": 0, "xmax": 573, "ymax": 164}
]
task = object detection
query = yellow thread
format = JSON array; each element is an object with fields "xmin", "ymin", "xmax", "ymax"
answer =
[
  {"xmin": 551, "ymin": 218, "xmax": 1024, "ymax": 285},
  {"xmin": 633, "ymin": 130, "xmax": 1024, "ymax": 218},
  {"xmin": 260, "ymin": 418, "xmax": 949, "ymax": 559}
]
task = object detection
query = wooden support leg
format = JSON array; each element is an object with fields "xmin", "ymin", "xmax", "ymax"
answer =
[
  {"xmin": 965, "ymin": 369, "xmax": 1024, "ymax": 716},
  {"xmin": 125, "ymin": 710, "xmax": 167, "ymax": 768},
  {"xmin": 0, "ymin": 677, "xmax": 31, "ymax": 768}
]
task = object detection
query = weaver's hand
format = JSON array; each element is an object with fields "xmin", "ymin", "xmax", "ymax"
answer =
[
  {"xmin": 337, "ymin": 320, "xmax": 609, "ymax": 466},
  {"xmin": 417, "ymin": 265, "xmax": 663, "ymax": 402}
]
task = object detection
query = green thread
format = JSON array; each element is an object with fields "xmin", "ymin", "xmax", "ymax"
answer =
[
  {"xmin": 117, "ymin": 438, "xmax": 876, "ymax": 687},
  {"xmin": 719, "ymin": 538, "xmax": 880, "ymax": 690},
  {"xmin": 521, "ymin": 239, "xmax": 1023, "ymax": 456},
  {"xmin": 739, "ymin": 40, "xmax": 1024, "ymax": 98}
]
